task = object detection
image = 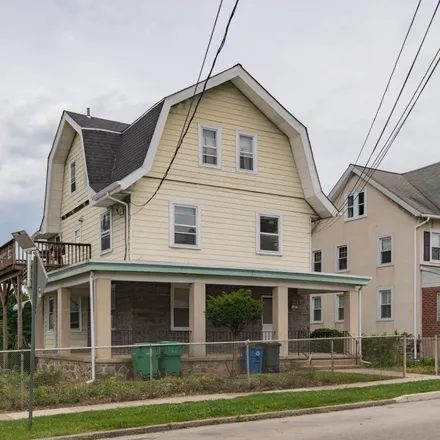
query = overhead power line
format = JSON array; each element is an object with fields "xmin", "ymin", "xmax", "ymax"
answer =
[{"xmin": 132, "ymin": 0, "xmax": 240, "ymax": 215}]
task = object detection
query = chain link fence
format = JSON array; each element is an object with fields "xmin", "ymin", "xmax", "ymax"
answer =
[{"xmin": 0, "ymin": 335, "xmax": 437, "ymax": 414}]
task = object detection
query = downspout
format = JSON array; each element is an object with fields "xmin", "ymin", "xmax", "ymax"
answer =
[
  {"xmin": 414, "ymin": 217, "xmax": 430, "ymax": 359},
  {"xmin": 358, "ymin": 286, "xmax": 362, "ymax": 357},
  {"xmin": 87, "ymin": 272, "xmax": 96, "ymax": 384},
  {"xmin": 106, "ymin": 194, "xmax": 130, "ymax": 260}
]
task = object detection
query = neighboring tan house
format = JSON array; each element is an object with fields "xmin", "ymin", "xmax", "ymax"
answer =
[
  {"xmin": 0, "ymin": 65, "xmax": 369, "ymax": 373},
  {"xmin": 312, "ymin": 162, "xmax": 440, "ymax": 340}
]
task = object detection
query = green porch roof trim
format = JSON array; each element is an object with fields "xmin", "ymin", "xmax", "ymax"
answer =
[{"xmin": 47, "ymin": 260, "xmax": 371, "ymax": 286}]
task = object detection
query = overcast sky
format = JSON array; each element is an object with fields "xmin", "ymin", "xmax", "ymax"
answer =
[{"xmin": 1, "ymin": 0, "xmax": 439, "ymax": 243}]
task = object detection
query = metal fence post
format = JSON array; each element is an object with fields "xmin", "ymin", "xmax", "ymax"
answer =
[
  {"xmin": 149, "ymin": 344, "xmax": 153, "ymax": 381},
  {"xmin": 246, "ymin": 340, "xmax": 251, "ymax": 388},
  {"xmin": 435, "ymin": 335, "xmax": 438, "ymax": 376},
  {"xmin": 21, "ymin": 351, "xmax": 25, "ymax": 411},
  {"xmin": 403, "ymin": 335, "xmax": 407, "ymax": 378},
  {"xmin": 330, "ymin": 339, "xmax": 335, "ymax": 384}
]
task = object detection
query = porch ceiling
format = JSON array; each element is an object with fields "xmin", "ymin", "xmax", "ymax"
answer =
[{"xmin": 44, "ymin": 260, "xmax": 370, "ymax": 293}]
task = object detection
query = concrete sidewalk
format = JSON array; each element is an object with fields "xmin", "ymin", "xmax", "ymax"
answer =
[{"xmin": 0, "ymin": 373, "xmax": 437, "ymax": 422}]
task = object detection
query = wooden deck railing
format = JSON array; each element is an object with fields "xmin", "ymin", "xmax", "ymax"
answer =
[{"xmin": 0, "ymin": 239, "xmax": 91, "ymax": 272}]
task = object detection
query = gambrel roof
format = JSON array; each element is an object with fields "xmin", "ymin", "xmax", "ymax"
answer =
[{"xmin": 37, "ymin": 64, "xmax": 336, "ymax": 237}]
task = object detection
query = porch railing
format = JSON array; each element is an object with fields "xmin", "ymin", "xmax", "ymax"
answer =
[{"xmin": 0, "ymin": 239, "xmax": 91, "ymax": 272}]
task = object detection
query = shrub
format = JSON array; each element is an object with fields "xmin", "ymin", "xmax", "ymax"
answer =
[
  {"xmin": 361, "ymin": 333, "xmax": 408, "ymax": 368},
  {"xmin": 310, "ymin": 328, "xmax": 345, "ymax": 353}
]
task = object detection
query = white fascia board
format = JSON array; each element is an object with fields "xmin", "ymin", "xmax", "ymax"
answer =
[
  {"xmin": 102, "ymin": 65, "xmax": 335, "ymax": 218},
  {"xmin": 351, "ymin": 167, "xmax": 421, "ymax": 217},
  {"xmin": 328, "ymin": 164, "xmax": 355, "ymax": 202}
]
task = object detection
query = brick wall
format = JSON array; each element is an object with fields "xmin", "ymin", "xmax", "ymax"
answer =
[
  {"xmin": 112, "ymin": 282, "xmax": 310, "ymax": 341},
  {"xmin": 422, "ymin": 287, "xmax": 440, "ymax": 337}
]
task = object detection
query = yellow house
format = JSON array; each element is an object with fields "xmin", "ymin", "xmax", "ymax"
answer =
[{"xmin": 0, "ymin": 65, "xmax": 370, "ymax": 375}]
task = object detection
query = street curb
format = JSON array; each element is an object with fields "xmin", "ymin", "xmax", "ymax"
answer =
[
  {"xmin": 44, "ymin": 399, "xmax": 397, "ymax": 440},
  {"xmin": 395, "ymin": 390, "xmax": 440, "ymax": 403}
]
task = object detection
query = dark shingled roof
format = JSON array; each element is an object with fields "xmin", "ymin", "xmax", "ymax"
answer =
[
  {"xmin": 66, "ymin": 111, "xmax": 129, "ymax": 132},
  {"xmin": 65, "ymin": 102, "xmax": 164, "ymax": 192},
  {"xmin": 353, "ymin": 164, "xmax": 440, "ymax": 215}
]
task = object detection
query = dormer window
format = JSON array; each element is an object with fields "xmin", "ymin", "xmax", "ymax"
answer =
[
  {"xmin": 346, "ymin": 190, "xmax": 366, "ymax": 220},
  {"xmin": 69, "ymin": 160, "xmax": 77, "ymax": 194}
]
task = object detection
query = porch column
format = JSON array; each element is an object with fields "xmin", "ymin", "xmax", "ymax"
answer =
[
  {"xmin": 94, "ymin": 279, "xmax": 112, "ymax": 360},
  {"xmin": 57, "ymin": 288, "xmax": 71, "ymax": 352},
  {"xmin": 35, "ymin": 299, "xmax": 44, "ymax": 350},
  {"xmin": 189, "ymin": 282, "xmax": 206, "ymax": 357},
  {"xmin": 343, "ymin": 290, "xmax": 359, "ymax": 336},
  {"xmin": 273, "ymin": 286, "xmax": 289, "ymax": 356}
]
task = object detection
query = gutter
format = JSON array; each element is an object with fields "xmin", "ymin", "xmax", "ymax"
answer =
[{"xmin": 91, "ymin": 181, "xmax": 121, "ymax": 203}]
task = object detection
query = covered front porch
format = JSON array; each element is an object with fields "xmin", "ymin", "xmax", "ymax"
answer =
[{"xmin": 36, "ymin": 261, "xmax": 370, "ymax": 373}]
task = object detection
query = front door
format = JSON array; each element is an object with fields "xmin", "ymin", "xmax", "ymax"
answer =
[{"xmin": 261, "ymin": 295, "xmax": 273, "ymax": 340}]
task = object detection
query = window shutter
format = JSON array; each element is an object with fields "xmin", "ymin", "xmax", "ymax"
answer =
[{"xmin": 424, "ymin": 231, "xmax": 430, "ymax": 262}]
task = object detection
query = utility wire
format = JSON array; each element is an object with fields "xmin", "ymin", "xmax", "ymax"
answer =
[
  {"xmin": 316, "ymin": 45, "xmax": 440, "ymax": 234},
  {"xmin": 133, "ymin": 0, "xmax": 240, "ymax": 214},
  {"xmin": 316, "ymin": 0, "xmax": 439, "ymax": 233}
]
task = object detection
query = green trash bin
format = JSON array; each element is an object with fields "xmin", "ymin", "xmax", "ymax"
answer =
[
  {"xmin": 129, "ymin": 343, "xmax": 160, "ymax": 379},
  {"xmin": 157, "ymin": 341, "xmax": 185, "ymax": 376}
]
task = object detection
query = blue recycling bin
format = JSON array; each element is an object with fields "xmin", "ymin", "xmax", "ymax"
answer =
[{"xmin": 241, "ymin": 346, "xmax": 264, "ymax": 374}]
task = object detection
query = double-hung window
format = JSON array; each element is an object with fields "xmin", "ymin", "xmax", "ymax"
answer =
[
  {"xmin": 237, "ymin": 132, "xmax": 257, "ymax": 172},
  {"xmin": 312, "ymin": 250, "xmax": 322, "ymax": 272},
  {"xmin": 337, "ymin": 245, "xmax": 348, "ymax": 271},
  {"xmin": 431, "ymin": 232, "xmax": 440, "ymax": 261},
  {"xmin": 170, "ymin": 203, "xmax": 200, "ymax": 248},
  {"xmin": 378, "ymin": 288, "xmax": 393, "ymax": 321},
  {"xmin": 378, "ymin": 236, "xmax": 392, "ymax": 265},
  {"xmin": 70, "ymin": 296, "xmax": 81, "ymax": 331},
  {"xmin": 257, "ymin": 213, "xmax": 281, "ymax": 254},
  {"xmin": 336, "ymin": 294, "xmax": 344, "ymax": 322},
  {"xmin": 47, "ymin": 296, "xmax": 55, "ymax": 331},
  {"xmin": 199, "ymin": 125, "xmax": 221, "ymax": 168},
  {"xmin": 171, "ymin": 285, "xmax": 190, "ymax": 330},
  {"xmin": 100, "ymin": 210, "xmax": 112, "ymax": 253},
  {"xmin": 69, "ymin": 160, "xmax": 76, "ymax": 194},
  {"xmin": 437, "ymin": 293, "xmax": 440, "ymax": 322},
  {"xmin": 346, "ymin": 190, "xmax": 366, "ymax": 220},
  {"xmin": 311, "ymin": 295, "xmax": 322, "ymax": 323}
]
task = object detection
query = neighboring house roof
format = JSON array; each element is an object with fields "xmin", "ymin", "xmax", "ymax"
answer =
[
  {"xmin": 37, "ymin": 64, "xmax": 336, "ymax": 237},
  {"xmin": 330, "ymin": 163, "xmax": 440, "ymax": 217}
]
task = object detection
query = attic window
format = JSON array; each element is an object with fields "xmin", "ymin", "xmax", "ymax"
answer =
[
  {"xmin": 69, "ymin": 161, "xmax": 77, "ymax": 194},
  {"xmin": 199, "ymin": 125, "xmax": 221, "ymax": 168},
  {"xmin": 237, "ymin": 132, "xmax": 257, "ymax": 173},
  {"xmin": 346, "ymin": 190, "xmax": 366, "ymax": 220}
]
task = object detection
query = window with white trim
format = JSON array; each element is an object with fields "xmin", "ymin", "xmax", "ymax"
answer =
[
  {"xmin": 257, "ymin": 214, "xmax": 281, "ymax": 254},
  {"xmin": 312, "ymin": 250, "xmax": 322, "ymax": 272},
  {"xmin": 437, "ymin": 293, "xmax": 440, "ymax": 322},
  {"xmin": 100, "ymin": 210, "xmax": 112, "ymax": 253},
  {"xmin": 70, "ymin": 296, "xmax": 82, "ymax": 331},
  {"xmin": 74, "ymin": 228, "xmax": 81, "ymax": 244},
  {"xmin": 336, "ymin": 294, "xmax": 344, "ymax": 322},
  {"xmin": 69, "ymin": 161, "xmax": 76, "ymax": 194},
  {"xmin": 378, "ymin": 288, "xmax": 393, "ymax": 320},
  {"xmin": 171, "ymin": 286, "xmax": 190, "ymax": 330},
  {"xmin": 199, "ymin": 125, "xmax": 221, "ymax": 167},
  {"xmin": 337, "ymin": 245, "xmax": 348, "ymax": 271},
  {"xmin": 431, "ymin": 232, "xmax": 440, "ymax": 261},
  {"xmin": 237, "ymin": 132, "xmax": 257, "ymax": 172},
  {"xmin": 171, "ymin": 203, "xmax": 199, "ymax": 248},
  {"xmin": 379, "ymin": 236, "xmax": 392, "ymax": 265},
  {"xmin": 346, "ymin": 190, "xmax": 366, "ymax": 220},
  {"xmin": 311, "ymin": 296, "xmax": 322, "ymax": 323},
  {"xmin": 47, "ymin": 296, "xmax": 55, "ymax": 331}
]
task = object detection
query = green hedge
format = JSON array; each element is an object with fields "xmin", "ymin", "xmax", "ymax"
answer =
[
  {"xmin": 361, "ymin": 333, "xmax": 408, "ymax": 368},
  {"xmin": 310, "ymin": 328, "xmax": 345, "ymax": 353}
]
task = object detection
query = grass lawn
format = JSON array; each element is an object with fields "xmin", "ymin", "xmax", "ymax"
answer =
[{"xmin": 1, "ymin": 379, "xmax": 439, "ymax": 440}]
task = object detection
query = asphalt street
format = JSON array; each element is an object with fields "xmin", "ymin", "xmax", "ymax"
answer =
[{"xmin": 103, "ymin": 399, "xmax": 440, "ymax": 439}]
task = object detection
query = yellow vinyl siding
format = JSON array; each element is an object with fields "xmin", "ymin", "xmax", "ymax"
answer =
[
  {"xmin": 61, "ymin": 134, "xmax": 88, "ymax": 216},
  {"xmin": 131, "ymin": 179, "xmax": 312, "ymax": 270},
  {"xmin": 130, "ymin": 81, "xmax": 312, "ymax": 269},
  {"xmin": 148, "ymin": 82, "xmax": 304, "ymax": 198},
  {"xmin": 59, "ymin": 133, "xmax": 126, "ymax": 259}
]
